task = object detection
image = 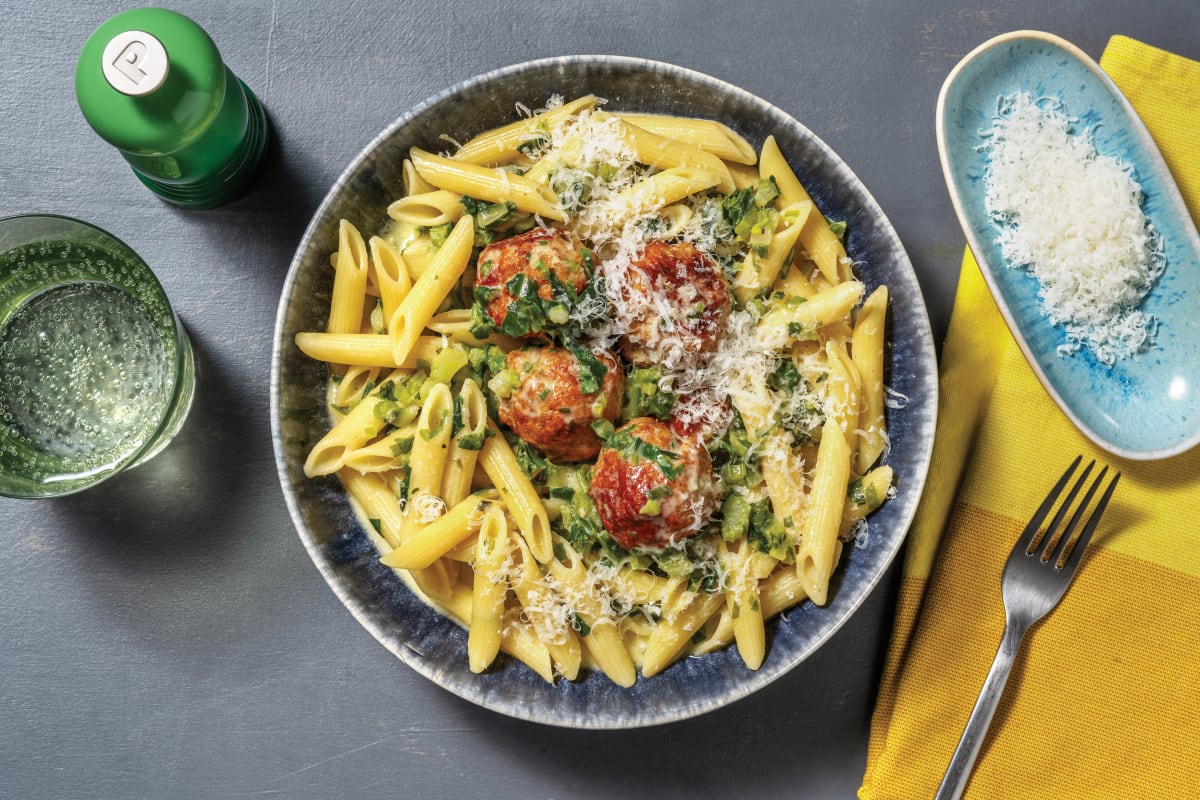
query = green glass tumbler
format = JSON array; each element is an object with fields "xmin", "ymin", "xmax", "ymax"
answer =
[
  {"xmin": 74, "ymin": 8, "xmax": 269, "ymax": 209},
  {"xmin": 0, "ymin": 215, "xmax": 196, "ymax": 498}
]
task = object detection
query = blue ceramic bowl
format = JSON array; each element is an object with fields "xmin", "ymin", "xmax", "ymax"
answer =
[
  {"xmin": 937, "ymin": 30, "xmax": 1200, "ymax": 460},
  {"xmin": 271, "ymin": 56, "xmax": 938, "ymax": 728}
]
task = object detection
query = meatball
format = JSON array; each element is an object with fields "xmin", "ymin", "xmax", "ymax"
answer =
[
  {"xmin": 474, "ymin": 227, "xmax": 594, "ymax": 337},
  {"xmin": 497, "ymin": 345, "xmax": 624, "ymax": 463},
  {"xmin": 669, "ymin": 391, "xmax": 732, "ymax": 444},
  {"xmin": 588, "ymin": 417, "xmax": 720, "ymax": 550},
  {"xmin": 619, "ymin": 240, "xmax": 731, "ymax": 367}
]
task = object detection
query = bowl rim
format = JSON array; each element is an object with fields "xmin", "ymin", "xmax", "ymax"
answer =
[{"xmin": 271, "ymin": 54, "xmax": 938, "ymax": 728}]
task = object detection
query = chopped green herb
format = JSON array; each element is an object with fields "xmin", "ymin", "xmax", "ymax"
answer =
[
  {"xmin": 487, "ymin": 367, "xmax": 521, "ymax": 399},
  {"xmin": 605, "ymin": 427, "xmax": 682, "ymax": 480},
  {"xmin": 511, "ymin": 435, "xmax": 549, "ymax": 482},
  {"xmin": 723, "ymin": 178, "xmax": 782, "ymax": 246},
  {"xmin": 564, "ymin": 340, "xmax": 608, "ymax": 395},
  {"xmin": 428, "ymin": 222, "xmax": 453, "ymax": 249},
  {"xmin": 787, "ymin": 321, "xmax": 817, "ymax": 339},
  {"xmin": 623, "ymin": 366, "xmax": 676, "ymax": 420},
  {"xmin": 570, "ymin": 613, "xmax": 592, "ymax": 638},
  {"xmin": 370, "ymin": 298, "xmax": 386, "ymax": 334},
  {"xmin": 754, "ymin": 175, "xmax": 781, "ymax": 207},
  {"xmin": 720, "ymin": 493, "xmax": 751, "ymax": 542},
  {"xmin": 420, "ymin": 413, "xmax": 448, "ymax": 441},
  {"xmin": 637, "ymin": 484, "xmax": 673, "ymax": 517},
  {"xmin": 769, "ymin": 359, "xmax": 801, "ymax": 393},
  {"xmin": 456, "ymin": 430, "xmax": 487, "ymax": 451},
  {"xmin": 516, "ymin": 135, "xmax": 548, "ymax": 157},
  {"xmin": 373, "ymin": 399, "xmax": 402, "ymax": 425},
  {"xmin": 428, "ymin": 345, "xmax": 469, "ymax": 386},
  {"xmin": 848, "ymin": 477, "xmax": 882, "ymax": 510},
  {"xmin": 722, "ymin": 186, "xmax": 756, "ymax": 230},
  {"xmin": 548, "ymin": 486, "xmax": 576, "ymax": 501},
  {"xmin": 747, "ymin": 498, "xmax": 792, "ymax": 561},
  {"xmin": 591, "ymin": 419, "xmax": 615, "ymax": 441}
]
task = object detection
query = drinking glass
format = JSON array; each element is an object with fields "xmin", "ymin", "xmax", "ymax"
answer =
[{"xmin": 0, "ymin": 214, "xmax": 195, "ymax": 497}]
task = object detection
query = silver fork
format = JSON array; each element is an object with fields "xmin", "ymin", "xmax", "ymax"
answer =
[{"xmin": 933, "ymin": 456, "xmax": 1120, "ymax": 800}]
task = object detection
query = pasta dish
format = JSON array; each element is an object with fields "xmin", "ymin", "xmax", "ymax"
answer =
[{"xmin": 294, "ymin": 96, "xmax": 893, "ymax": 685}]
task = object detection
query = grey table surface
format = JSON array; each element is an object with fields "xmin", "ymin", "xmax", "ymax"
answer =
[{"xmin": 2, "ymin": 2, "xmax": 1197, "ymax": 798}]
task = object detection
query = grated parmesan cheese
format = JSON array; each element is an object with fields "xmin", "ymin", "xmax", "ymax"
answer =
[{"xmin": 982, "ymin": 92, "xmax": 1165, "ymax": 365}]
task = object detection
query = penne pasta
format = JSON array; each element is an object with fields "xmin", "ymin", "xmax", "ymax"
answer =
[
  {"xmin": 852, "ymin": 285, "xmax": 889, "ymax": 473},
  {"xmin": 824, "ymin": 339, "xmax": 863, "ymax": 439},
  {"xmin": 732, "ymin": 200, "xmax": 813, "ymax": 304},
  {"xmin": 442, "ymin": 585, "xmax": 555, "ymax": 683},
  {"xmin": 387, "ymin": 215, "xmax": 474, "ymax": 366},
  {"xmin": 796, "ymin": 419, "xmax": 852, "ymax": 606},
  {"xmin": 641, "ymin": 590, "xmax": 725, "ymax": 678},
  {"xmin": 616, "ymin": 112, "xmax": 757, "ymax": 165},
  {"xmin": 598, "ymin": 111, "xmax": 736, "ymax": 193},
  {"xmin": 479, "ymin": 421, "xmax": 552, "ymax": 563},
  {"xmin": 510, "ymin": 537, "xmax": 582, "ymax": 680},
  {"xmin": 297, "ymin": 95, "xmax": 895, "ymax": 686},
  {"xmin": 545, "ymin": 540, "xmax": 637, "ymax": 687},
  {"xmin": 758, "ymin": 135, "xmax": 847, "ymax": 284},
  {"xmin": 406, "ymin": 382, "xmax": 454, "ymax": 502},
  {"xmin": 757, "ymin": 280, "xmax": 864, "ymax": 347},
  {"xmin": 328, "ymin": 365, "xmax": 384, "ymax": 409},
  {"xmin": 402, "ymin": 157, "xmax": 436, "ymax": 195},
  {"xmin": 441, "ymin": 379, "xmax": 487, "ymax": 507},
  {"xmin": 305, "ymin": 377, "xmax": 405, "ymax": 477},
  {"xmin": 327, "ymin": 219, "xmax": 370, "ymax": 337},
  {"xmin": 468, "ymin": 504, "xmax": 511, "ymax": 673},
  {"xmin": 340, "ymin": 423, "xmax": 417, "ymax": 474},
  {"xmin": 410, "ymin": 147, "xmax": 565, "ymax": 221},
  {"xmin": 340, "ymin": 468, "xmax": 405, "ymax": 550},
  {"xmin": 617, "ymin": 165, "xmax": 722, "ymax": 218},
  {"xmin": 295, "ymin": 332, "xmax": 445, "ymax": 369},
  {"xmin": 842, "ymin": 465, "xmax": 894, "ymax": 535},
  {"xmin": 723, "ymin": 540, "xmax": 772, "ymax": 671},
  {"xmin": 452, "ymin": 95, "xmax": 598, "ymax": 165},
  {"xmin": 381, "ymin": 493, "xmax": 491, "ymax": 570},
  {"xmin": 386, "ymin": 188, "xmax": 466, "ymax": 227}
]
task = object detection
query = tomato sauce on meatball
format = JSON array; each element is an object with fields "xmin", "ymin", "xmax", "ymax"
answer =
[
  {"xmin": 619, "ymin": 240, "xmax": 731, "ymax": 367},
  {"xmin": 497, "ymin": 345, "xmax": 624, "ymax": 463},
  {"xmin": 474, "ymin": 227, "xmax": 594, "ymax": 337},
  {"xmin": 588, "ymin": 417, "xmax": 720, "ymax": 550}
]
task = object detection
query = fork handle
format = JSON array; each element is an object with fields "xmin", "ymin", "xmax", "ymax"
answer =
[{"xmin": 933, "ymin": 622, "xmax": 1027, "ymax": 800}]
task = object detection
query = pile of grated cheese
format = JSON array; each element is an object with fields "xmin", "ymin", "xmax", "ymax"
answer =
[{"xmin": 982, "ymin": 92, "xmax": 1165, "ymax": 365}]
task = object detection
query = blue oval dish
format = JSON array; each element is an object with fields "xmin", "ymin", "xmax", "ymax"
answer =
[
  {"xmin": 272, "ymin": 56, "xmax": 938, "ymax": 728},
  {"xmin": 937, "ymin": 30, "xmax": 1200, "ymax": 460}
]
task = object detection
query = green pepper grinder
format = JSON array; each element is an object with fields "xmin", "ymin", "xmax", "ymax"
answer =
[{"xmin": 74, "ymin": 8, "xmax": 269, "ymax": 209}]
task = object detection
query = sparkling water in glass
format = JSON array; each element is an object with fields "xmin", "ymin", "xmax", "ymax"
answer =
[{"xmin": 0, "ymin": 215, "xmax": 195, "ymax": 497}]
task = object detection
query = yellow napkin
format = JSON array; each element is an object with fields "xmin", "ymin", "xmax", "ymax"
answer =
[{"xmin": 860, "ymin": 36, "xmax": 1200, "ymax": 799}]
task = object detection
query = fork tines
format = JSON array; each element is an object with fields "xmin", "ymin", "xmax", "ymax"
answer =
[{"xmin": 1018, "ymin": 455, "xmax": 1120, "ymax": 571}]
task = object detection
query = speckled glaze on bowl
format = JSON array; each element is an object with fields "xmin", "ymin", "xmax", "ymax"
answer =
[
  {"xmin": 271, "ymin": 56, "xmax": 937, "ymax": 729},
  {"xmin": 937, "ymin": 31, "xmax": 1200, "ymax": 460}
]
